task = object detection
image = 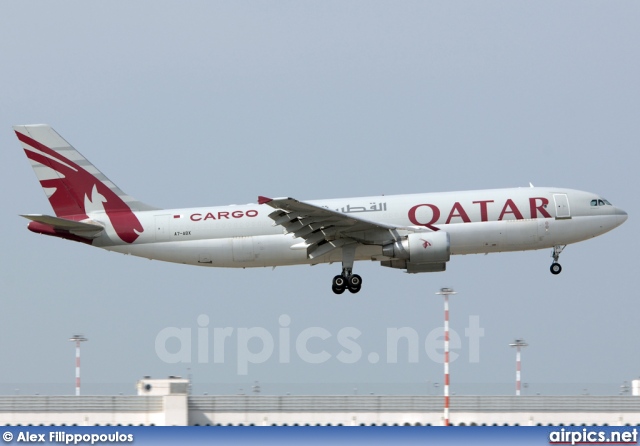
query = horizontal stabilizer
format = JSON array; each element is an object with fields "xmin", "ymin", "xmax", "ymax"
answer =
[{"xmin": 21, "ymin": 214, "xmax": 104, "ymax": 239}]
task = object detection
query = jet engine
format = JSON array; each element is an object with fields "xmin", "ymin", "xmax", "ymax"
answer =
[{"xmin": 381, "ymin": 231, "xmax": 450, "ymax": 273}]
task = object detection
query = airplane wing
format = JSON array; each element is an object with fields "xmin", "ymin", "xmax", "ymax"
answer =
[
  {"xmin": 258, "ymin": 196, "xmax": 421, "ymax": 259},
  {"xmin": 21, "ymin": 214, "xmax": 105, "ymax": 239}
]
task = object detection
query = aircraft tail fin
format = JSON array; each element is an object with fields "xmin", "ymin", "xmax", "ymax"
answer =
[
  {"xmin": 14, "ymin": 124, "xmax": 158, "ymax": 244},
  {"xmin": 14, "ymin": 124, "xmax": 158, "ymax": 217}
]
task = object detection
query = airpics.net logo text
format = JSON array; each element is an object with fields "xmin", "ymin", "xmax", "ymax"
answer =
[{"xmin": 154, "ymin": 314, "xmax": 485, "ymax": 375}]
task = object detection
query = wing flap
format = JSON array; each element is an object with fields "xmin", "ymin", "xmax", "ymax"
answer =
[
  {"xmin": 306, "ymin": 228, "xmax": 338, "ymax": 245},
  {"xmin": 308, "ymin": 239, "xmax": 350, "ymax": 259},
  {"xmin": 259, "ymin": 196, "xmax": 401, "ymax": 259}
]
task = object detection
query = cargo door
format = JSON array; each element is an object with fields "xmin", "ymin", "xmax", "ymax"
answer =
[{"xmin": 232, "ymin": 237, "xmax": 255, "ymax": 262}]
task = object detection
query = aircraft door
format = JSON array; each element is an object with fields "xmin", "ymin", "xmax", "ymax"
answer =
[
  {"xmin": 155, "ymin": 215, "xmax": 170, "ymax": 241},
  {"xmin": 553, "ymin": 194, "xmax": 571, "ymax": 219}
]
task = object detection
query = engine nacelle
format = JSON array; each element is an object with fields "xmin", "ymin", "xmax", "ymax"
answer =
[{"xmin": 382, "ymin": 231, "xmax": 450, "ymax": 264}]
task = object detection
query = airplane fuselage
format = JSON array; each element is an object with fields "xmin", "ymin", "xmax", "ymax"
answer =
[{"xmin": 94, "ymin": 187, "xmax": 627, "ymax": 269}]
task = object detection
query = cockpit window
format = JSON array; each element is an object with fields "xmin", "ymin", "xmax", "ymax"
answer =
[
  {"xmin": 591, "ymin": 198, "xmax": 613, "ymax": 207},
  {"xmin": 591, "ymin": 199, "xmax": 598, "ymax": 206},
  {"xmin": 598, "ymin": 199, "xmax": 605, "ymax": 206},
  {"xmin": 603, "ymin": 199, "xmax": 612, "ymax": 205}
]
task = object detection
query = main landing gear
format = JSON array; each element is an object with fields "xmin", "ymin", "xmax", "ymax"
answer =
[
  {"xmin": 331, "ymin": 243, "xmax": 362, "ymax": 294},
  {"xmin": 332, "ymin": 269, "xmax": 362, "ymax": 294},
  {"xmin": 550, "ymin": 245, "xmax": 566, "ymax": 275}
]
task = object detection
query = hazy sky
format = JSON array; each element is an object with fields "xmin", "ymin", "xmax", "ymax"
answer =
[{"xmin": 1, "ymin": 1, "xmax": 639, "ymax": 396}]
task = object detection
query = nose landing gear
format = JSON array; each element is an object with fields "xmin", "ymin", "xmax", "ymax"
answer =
[{"xmin": 550, "ymin": 245, "xmax": 566, "ymax": 275}]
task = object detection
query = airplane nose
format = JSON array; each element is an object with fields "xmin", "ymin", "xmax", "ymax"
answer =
[{"xmin": 616, "ymin": 208, "xmax": 628, "ymax": 224}]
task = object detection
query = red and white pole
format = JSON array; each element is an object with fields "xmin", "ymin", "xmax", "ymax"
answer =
[
  {"xmin": 515, "ymin": 346, "xmax": 521, "ymax": 396},
  {"xmin": 444, "ymin": 293, "xmax": 450, "ymax": 426},
  {"xmin": 75, "ymin": 341, "xmax": 81, "ymax": 396},
  {"xmin": 510, "ymin": 339, "xmax": 528, "ymax": 396},
  {"xmin": 69, "ymin": 335, "xmax": 87, "ymax": 396},
  {"xmin": 436, "ymin": 288, "xmax": 456, "ymax": 426}
]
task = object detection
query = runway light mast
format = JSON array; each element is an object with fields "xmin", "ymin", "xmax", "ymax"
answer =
[
  {"xmin": 436, "ymin": 287, "xmax": 456, "ymax": 426},
  {"xmin": 509, "ymin": 339, "xmax": 528, "ymax": 396},
  {"xmin": 69, "ymin": 335, "xmax": 88, "ymax": 396}
]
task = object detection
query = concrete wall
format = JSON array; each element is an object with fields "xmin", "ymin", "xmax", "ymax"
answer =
[
  {"xmin": 0, "ymin": 396, "xmax": 164, "ymax": 426},
  {"xmin": 189, "ymin": 411, "xmax": 640, "ymax": 427},
  {"xmin": 1, "ymin": 395, "xmax": 639, "ymax": 427}
]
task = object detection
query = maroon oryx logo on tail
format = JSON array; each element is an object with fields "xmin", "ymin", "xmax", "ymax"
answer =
[{"xmin": 17, "ymin": 131, "xmax": 143, "ymax": 243}]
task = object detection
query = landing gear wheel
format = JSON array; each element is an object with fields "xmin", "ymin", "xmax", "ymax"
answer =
[
  {"xmin": 347, "ymin": 274, "xmax": 362, "ymax": 294},
  {"xmin": 550, "ymin": 263, "xmax": 562, "ymax": 275},
  {"xmin": 332, "ymin": 275, "xmax": 347, "ymax": 294}
]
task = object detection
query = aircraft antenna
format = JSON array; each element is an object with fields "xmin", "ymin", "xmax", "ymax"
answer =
[
  {"xmin": 435, "ymin": 287, "xmax": 457, "ymax": 426},
  {"xmin": 69, "ymin": 335, "xmax": 88, "ymax": 396},
  {"xmin": 509, "ymin": 339, "xmax": 528, "ymax": 396}
]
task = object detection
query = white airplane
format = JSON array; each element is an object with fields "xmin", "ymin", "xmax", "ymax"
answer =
[{"xmin": 14, "ymin": 124, "xmax": 628, "ymax": 294}]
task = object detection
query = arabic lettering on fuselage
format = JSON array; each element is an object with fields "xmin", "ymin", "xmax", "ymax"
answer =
[{"xmin": 338, "ymin": 202, "xmax": 388, "ymax": 214}]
